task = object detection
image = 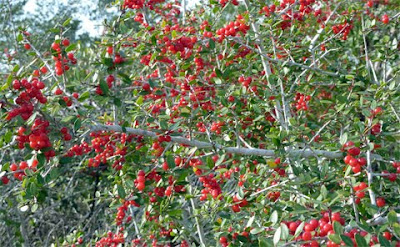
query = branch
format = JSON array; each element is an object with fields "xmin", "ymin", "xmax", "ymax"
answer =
[{"xmin": 90, "ymin": 123, "xmax": 361, "ymax": 159}]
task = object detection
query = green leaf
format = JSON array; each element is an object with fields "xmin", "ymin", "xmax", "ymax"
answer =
[
  {"xmin": 355, "ymin": 234, "xmax": 367, "ymax": 247},
  {"xmin": 65, "ymin": 43, "xmax": 77, "ymax": 52},
  {"xmin": 62, "ymin": 18, "xmax": 71, "ymax": 26},
  {"xmin": 250, "ymin": 227, "xmax": 264, "ymax": 235},
  {"xmin": 74, "ymin": 118, "xmax": 81, "ymax": 131},
  {"xmin": 117, "ymin": 184, "xmax": 126, "ymax": 199},
  {"xmin": 387, "ymin": 210, "xmax": 398, "ymax": 224},
  {"xmin": 340, "ymin": 234, "xmax": 354, "ymax": 246},
  {"xmin": 340, "ymin": 132, "xmax": 348, "ymax": 146},
  {"xmin": 328, "ymin": 234, "xmax": 342, "ymax": 244},
  {"xmin": 393, "ymin": 223, "xmax": 400, "ymax": 236},
  {"xmin": 280, "ymin": 223, "xmax": 289, "ymax": 240},
  {"xmin": 273, "ymin": 226, "xmax": 281, "ymax": 246},
  {"xmin": 270, "ymin": 210, "xmax": 278, "ymax": 225},
  {"xmin": 78, "ymin": 91, "xmax": 90, "ymax": 101},
  {"xmin": 246, "ymin": 215, "xmax": 255, "ymax": 228},
  {"xmin": 31, "ymin": 204, "xmax": 38, "ymax": 213},
  {"xmin": 294, "ymin": 221, "xmax": 304, "ymax": 238},
  {"xmin": 99, "ymin": 80, "xmax": 109, "ymax": 95},
  {"xmin": 378, "ymin": 234, "xmax": 391, "ymax": 247},
  {"xmin": 333, "ymin": 221, "xmax": 344, "ymax": 235},
  {"xmin": 17, "ymin": 33, "xmax": 23, "ymax": 42},
  {"xmin": 209, "ymin": 38, "xmax": 215, "ymax": 49}
]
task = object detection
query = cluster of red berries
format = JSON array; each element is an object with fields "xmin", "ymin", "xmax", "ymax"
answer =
[
  {"xmin": 294, "ymin": 93, "xmax": 311, "ymax": 111},
  {"xmin": 285, "ymin": 211, "xmax": 345, "ymax": 246},
  {"xmin": 60, "ymin": 127, "xmax": 72, "ymax": 141},
  {"xmin": 260, "ymin": 4, "xmax": 276, "ymax": 16},
  {"xmin": 353, "ymin": 181, "xmax": 368, "ymax": 204},
  {"xmin": 343, "ymin": 141, "xmax": 365, "ymax": 173},
  {"xmin": 218, "ymin": 0, "xmax": 238, "ymax": 7},
  {"xmin": 210, "ymin": 121, "xmax": 225, "ymax": 135},
  {"xmin": 238, "ymin": 75, "xmax": 252, "ymax": 87},
  {"xmin": 164, "ymin": 36, "xmax": 197, "ymax": 55},
  {"xmin": 199, "ymin": 173, "xmax": 222, "ymax": 201},
  {"xmin": 95, "ymin": 231, "xmax": 124, "ymax": 247},
  {"xmin": 7, "ymin": 159, "xmax": 38, "ymax": 181},
  {"xmin": 332, "ymin": 21, "xmax": 353, "ymax": 40},
  {"xmin": 116, "ymin": 200, "xmax": 140, "ymax": 226},
  {"xmin": 231, "ymin": 195, "xmax": 248, "ymax": 212},
  {"xmin": 8, "ymin": 78, "xmax": 46, "ymax": 121},
  {"xmin": 135, "ymin": 170, "xmax": 146, "ymax": 191},
  {"xmin": 216, "ymin": 15, "xmax": 249, "ymax": 42},
  {"xmin": 51, "ymin": 40, "xmax": 77, "ymax": 76}
]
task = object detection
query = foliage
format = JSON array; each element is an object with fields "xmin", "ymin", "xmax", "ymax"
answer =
[{"xmin": 0, "ymin": 0, "xmax": 399, "ymax": 246}]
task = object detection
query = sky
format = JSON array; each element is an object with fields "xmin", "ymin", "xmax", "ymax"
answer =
[{"xmin": 23, "ymin": 0, "xmax": 201, "ymax": 37}]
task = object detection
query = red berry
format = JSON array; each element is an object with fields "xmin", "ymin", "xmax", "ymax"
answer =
[
  {"xmin": 376, "ymin": 197, "xmax": 385, "ymax": 207},
  {"xmin": 62, "ymin": 39, "xmax": 70, "ymax": 46},
  {"xmin": 302, "ymin": 231, "xmax": 312, "ymax": 241},
  {"xmin": 382, "ymin": 14, "xmax": 389, "ymax": 24},
  {"xmin": 24, "ymin": 43, "xmax": 31, "ymax": 50}
]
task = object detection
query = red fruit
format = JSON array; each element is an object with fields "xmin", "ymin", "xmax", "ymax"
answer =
[
  {"xmin": 344, "ymin": 141, "xmax": 354, "ymax": 148},
  {"xmin": 107, "ymin": 46, "xmax": 113, "ymax": 55},
  {"xmin": 55, "ymin": 88, "xmax": 63, "ymax": 95},
  {"xmin": 349, "ymin": 157, "xmax": 359, "ymax": 167},
  {"xmin": 137, "ymin": 176, "xmax": 145, "ymax": 183},
  {"xmin": 162, "ymin": 162, "xmax": 169, "ymax": 171},
  {"xmin": 219, "ymin": 236, "xmax": 227, "ymax": 244},
  {"xmin": 388, "ymin": 173, "xmax": 397, "ymax": 182},
  {"xmin": 232, "ymin": 204, "xmax": 240, "ymax": 212},
  {"xmin": 19, "ymin": 161, "xmax": 28, "ymax": 170},
  {"xmin": 24, "ymin": 43, "xmax": 31, "ymax": 50},
  {"xmin": 331, "ymin": 212, "xmax": 341, "ymax": 222},
  {"xmin": 62, "ymin": 39, "xmax": 70, "ymax": 46},
  {"xmin": 359, "ymin": 182, "xmax": 367, "ymax": 190},
  {"xmin": 1, "ymin": 176, "xmax": 10, "ymax": 185},
  {"xmin": 12, "ymin": 80, "xmax": 21, "ymax": 90},
  {"xmin": 358, "ymin": 157, "xmax": 367, "ymax": 166},
  {"xmin": 274, "ymin": 157, "xmax": 281, "ymax": 165},
  {"xmin": 309, "ymin": 219, "xmax": 318, "ymax": 229},
  {"xmin": 40, "ymin": 66, "xmax": 48, "ymax": 74},
  {"xmin": 382, "ymin": 14, "xmax": 389, "ymax": 24},
  {"xmin": 138, "ymin": 170, "xmax": 145, "ymax": 177},
  {"xmin": 136, "ymin": 182, "xmax": 145, "ymax": 191},
  {"xmin": 174, "ymin": 156, "xmax": 182, "ymax": 166},
  {"xmin": 304, "ymin": 223, "xmax": 314, "ymax": 232},
  {"xmin": 289, "ymin": 222, "xmax": 298, "ymax": 232},
  {"xmin": 367, "ymin": 0, "xmax": 373, "ymax": 7},
  {"xmin": 344, "ymin": 155, "xmax": 352, "ymax": 164},
  {"xmin": 10, "ymin": 163, "xmax": 18, "ymax": 171},
  {"xmin": 142, "ymin": 83, "xmax": 151, "ymax": 91},
  {"xmin": 51, "ymin": 42, "xmax": 60, "ymax": 50},
  {"xmin": 376, "ymin": 197, "xmax": 385, "ymax": 207},
  {"xmin": 72, "ymin": 92, "xmax": 79, "ymax": 99},
  {"xmin": 352, "ymin": 165, "xmax": 361, "ymax": 173},
  {"xmin": 348, "ymin": 147, "xmax": 360, "ymax": 156},
  {"xmin": 383, "ymin": 231, "xmax": 392, "ymax": 240},
  {"xmin": 302, "ymin": 231, "xmax": 312, "ymax": 241},
  {"xmin": 31, "ymin": 160, "xmax": 38, "ymax": 168}
]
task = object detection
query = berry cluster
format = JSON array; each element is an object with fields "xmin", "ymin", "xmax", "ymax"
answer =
[
  {"xmin": 135, "ymin": 170, "xmax": 146, "ymax": 191},
  {"xmin": 216, "ymin": 15, "xmax": 249, "ymax": 42},
  {"xmin": 8, "ymin": 78, "xmax": 47, "ymax": 121},
  {"xmin": 95, "ymin": 231, "xmax": 124, "ymax": 247},
  {"xmin": 294, "ymin": 93, "xmax": 311, "ymax": 111},
  {"xmin": 342, "ymin": 142, "xmax": 366, "ymax": 173},
  {"xmin": 116, "ymin": 200, "xmax": 140, "ymax": 226},
  {"xmin": 9, "ymin": 159, "xmax": 38, "ymax": 181},
  {"xmin": 332, "ymin": 21, "xmax": 353, "ymax": 41},
  {"xmin": 51, "ymin": 40, "xmax": 77, "ymax": 76}
]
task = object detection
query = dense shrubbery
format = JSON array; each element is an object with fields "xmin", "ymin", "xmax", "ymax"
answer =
[{"xmin": 0, "ymin": 0, "xmax": 399, "ymax": 246}]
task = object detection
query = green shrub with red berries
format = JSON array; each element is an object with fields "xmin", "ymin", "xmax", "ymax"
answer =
[{"xmin": 0, "ymin": 0, "xmax": 399, "ymax": 246}]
